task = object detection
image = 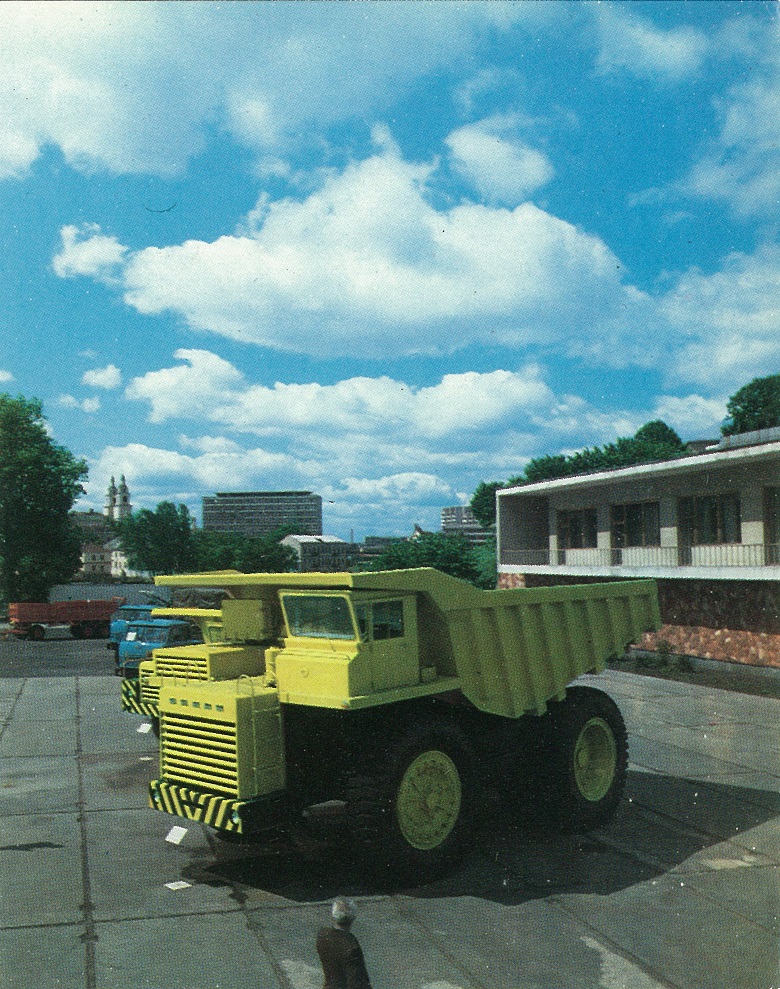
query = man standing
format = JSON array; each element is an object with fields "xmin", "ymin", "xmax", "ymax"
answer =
[{"xmin": 316, "ymin": 896, "xmax": 373, "ymax": 989}]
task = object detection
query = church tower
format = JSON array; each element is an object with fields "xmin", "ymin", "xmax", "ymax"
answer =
[
  {"xmin": 115, "ymin": 475, "xmax": 132, "ymax": 520},
  {"xmin": 104, "ymin": 476, "xmax": 132, "ymax": 521},
  {"xmin": 104, "ymin": 477, "xmax": 117, "ymax": 519}
]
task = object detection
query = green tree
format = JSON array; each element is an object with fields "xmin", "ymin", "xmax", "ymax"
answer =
[
  {"xmin": 369, "ymin": 531, "xmax": 490, "ymax": 587},
  {"xmin": 469, "ymin": 481, "xmax": 503, "ymax": 529},
  {"xmin": 722, "ymin": 373, "xmax": 780, "ymax": 436},
  {"xmin": 191, "ymin": 529, "xmax": 296, "ymax": 573},
  {"xmin": 116, "ymin": 502, "xmax": 196, "ymax": 575},
  {"xmin": 0, "ymin": 394, "xmax": 88, "ymax": 602},
  {"xmin": 520, "ymin": 420, "xmax": 684, "ymax": 484}
]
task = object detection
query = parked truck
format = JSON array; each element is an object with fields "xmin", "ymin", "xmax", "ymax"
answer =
[
  {"xmin": 8, "ymin": 597, "xmax": 125, "ymax": 640},
  {"xmin": 119, "ymin": 612, "xmax": 223, "ymax": 720},
  {"xmin": 145, "ymin": 568, "xmax": 660, "ymax": 874}
]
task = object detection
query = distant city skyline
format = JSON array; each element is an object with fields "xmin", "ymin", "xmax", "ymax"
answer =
[{"xmin": 0, "ymin": 2, "xmax": 777, "ymax": 540}]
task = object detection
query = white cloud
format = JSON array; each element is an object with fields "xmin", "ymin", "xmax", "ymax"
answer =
[
  {"xmin": 651, "ymin": 394, "xmax": 726, "ymax": 439},
  {"xmin": 60, "ymin": 145, "xmax": 651, "ymax": 361},
  {"xmin": 92, "ymin": 441, "xmax": 321, "ymax": 493},
  {"xmin": 0, "ymin": 370, "xmax": 14, "ymax": 383},
  {"xmin": 115, "ymin": 347, "xmax": 703, "ymax": 534},
  {"xmin": 58, "ymin": 394, "xmax": 101, "ymax": 414},
  {"xmin": 593, "ymin": 6, "xmax": 708, "ymax": 81},
  {"xmin": 126, "ymin": 350, "xmax": 562, "ymax": 443},
  {"xmin": 53, "ymin": 224, "xmax": 127, "ymax": 281},
  {"xmin": 445, "ymin": 116, "xmax": 554, "ymax": 205},
  {"xmin": 661, "ymin": 245, "xmax": 780, "ymax": 388},
  {"xmin": 0, "ymin": 2, "xmax": 541, "ymax": 179},
  {"xmin": 125, "ymin": 350, "xmax": 245, "ymax": 423},
  {"xmin": 82, "ymin": 364, "xmax": 121, "ymax": 389},
  {"xmin": 685, "ymin": 30, "xmax": 780, "ymax": 218}
]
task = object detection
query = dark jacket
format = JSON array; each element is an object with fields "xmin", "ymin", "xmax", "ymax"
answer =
[{"xmin": 316, "ymin": 925, "xmax": 372, "ymax": 989}]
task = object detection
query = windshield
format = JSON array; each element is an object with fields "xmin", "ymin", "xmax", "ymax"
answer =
[
  {"xmin": 282, "ymin": 594, "xmax": 356, "ymax": 640},
  {"xmin": 125, "ymin": 625, "xmax": 164, "ymax": 644}
]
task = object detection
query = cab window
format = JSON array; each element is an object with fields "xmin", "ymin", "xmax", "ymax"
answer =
[
  {"xmin": 282, "ymin": 594, "xmax": 356, "ymax": 640},
  {"xmin": 355, "ymin": 600, "xmax": 404, "ymax": 641},
  {"xmin": 372, "ymin": 600, "xmax": 404, "ymax": 640}
]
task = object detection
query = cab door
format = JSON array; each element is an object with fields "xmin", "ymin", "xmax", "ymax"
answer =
[{"xmin": 357, "ymin": 597, "xmax": 419, "ymax": 692}]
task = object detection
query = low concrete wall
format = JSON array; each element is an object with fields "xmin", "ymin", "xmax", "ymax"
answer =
[{"xmin": 497, "ymin": 572, "xmax": 780, "ymax": 669}]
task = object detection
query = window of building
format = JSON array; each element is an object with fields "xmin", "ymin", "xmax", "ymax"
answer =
[
  {"xmin": 611, "ymin": 502, "xmax": 660, "ymax": 548},
  {"xmin": 557, "ymin": 509, "xmax": 597, "ymax": 549},
  {"xmin": 678, "ymin": 494, "xmax": 741, "ymax": 545}
]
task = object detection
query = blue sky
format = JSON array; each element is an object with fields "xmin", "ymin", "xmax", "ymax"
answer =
[{"xmin": 0, "ymin": 1, "xmax": 778, "ymax": 540}]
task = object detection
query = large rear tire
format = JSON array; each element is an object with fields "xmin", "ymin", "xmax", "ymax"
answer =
[
  {"xmin": 543, "ymin": 686, "xmax": 627, "ymax": 833},
  {"xmin": 346, "ymin": 720, "xmax": 477, "ymax": 878}
]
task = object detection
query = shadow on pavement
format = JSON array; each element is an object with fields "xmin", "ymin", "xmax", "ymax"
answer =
[{"xmin": 178, "ymin": 770, "xmax": 780, "ymax": 906}]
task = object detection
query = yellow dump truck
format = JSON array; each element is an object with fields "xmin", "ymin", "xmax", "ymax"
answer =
[{"xmin": 146, "ymin": 568, "xmax": 659, "ymax": 873}]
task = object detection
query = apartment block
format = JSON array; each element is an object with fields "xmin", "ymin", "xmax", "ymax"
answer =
[
  {"xmin": 497, "ymin": 428, "xmax": 780, "ymax": 668},
  {"xmin": 202, "ymin": 491, "xmax": 323, "ymax": 538}
]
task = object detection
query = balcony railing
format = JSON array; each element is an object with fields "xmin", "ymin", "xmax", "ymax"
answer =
[{"xmin": 500, "ymin": 544, "xmax": 780, "ymax": 569}]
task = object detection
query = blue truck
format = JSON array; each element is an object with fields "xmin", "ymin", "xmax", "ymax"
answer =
[
  {"xmin": 118, "ymin": 618, "xmax": 205, "ymax": 722},
  {"xmin": 107, "ymin": 604, "xmax": 157, "ymax": 658}
]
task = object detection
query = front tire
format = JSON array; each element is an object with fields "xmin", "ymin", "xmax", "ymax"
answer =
[
  {"xmin": 543, "ymin": 686, "xmax": 627, "ymax": 833},
  {"xmin": 346, "ymin": 720, "xmax": 476, "ymax": 878}
]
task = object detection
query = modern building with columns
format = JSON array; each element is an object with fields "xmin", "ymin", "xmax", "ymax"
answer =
[{"xmin": 497, "ymin": 427, "xmax": 780, "ymax": 668}]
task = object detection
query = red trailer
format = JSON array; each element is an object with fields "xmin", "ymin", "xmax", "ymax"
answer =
[{"xmin": 8, "ymin": 598, "xmax": 125, "ymax": 640}]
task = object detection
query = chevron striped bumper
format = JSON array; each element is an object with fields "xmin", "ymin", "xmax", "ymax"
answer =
[
  {"xmin": 121, "ymin": 677, "xmax": 158, "ymax": 717},
  {"xmin": 148, "ymin": 779, "xmax": 288, "ymax": 834}
]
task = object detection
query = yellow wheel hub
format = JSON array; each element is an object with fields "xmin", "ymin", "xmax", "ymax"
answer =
[
  {"xmin": 395, "ymin": 749, "xmax": 462, "ymax": 850},
  {"xmin": 573, "ymin": 717, "xmax": 617, "ymax": 802}
]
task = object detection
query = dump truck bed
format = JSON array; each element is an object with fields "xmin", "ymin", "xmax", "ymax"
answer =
[{"xmin": 155, "ymin": 569, "xmax": 659, "ymax": 719}]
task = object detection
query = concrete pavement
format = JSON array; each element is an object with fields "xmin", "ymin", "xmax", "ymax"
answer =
[{"xmin": 1, "ymin": 665, "xmax": 778, "ymax": 988}]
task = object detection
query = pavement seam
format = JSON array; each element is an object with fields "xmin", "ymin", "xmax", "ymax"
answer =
[
  {"xmin": 0, "ymin": 678, "xmax": 26, "ymax": 742},
  {"xmin": 391, "ymin": 894, "xmax": 490, "ymax": 989},
  {"xmin": 200, "ymin": 825, "xmax": 296, "ymax": 988},
  {"xmin": 670, "ymin": 864, "xmax": 780, "ymax": 937},
  {"xmin": 74, "ymin": 677, "xmax": 98, "ymax": 989},
  {"xmin": 628, "ymin": 728, "xmax": 780, "ymax": 780},
  {"xmin": 547, "ymin": 897, "xmax": 682, "ymax": 989},
  {"xmin": 627, "ymin": 791, "xmax": 780, "ymax": 860}
]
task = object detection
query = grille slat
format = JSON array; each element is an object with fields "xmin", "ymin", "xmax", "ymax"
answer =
[
  {"xmin": 162, "ymin": 712, "xmax": 239, "ymax": 797},
  {"xmin": 167, "ymin": 715, "xmax": 235, "ymax": 745},
  {"xmin": 156, "ymin": 656, "xmax": 208, "ymax": 679},
  {"xmin": 140, "ymin": 682, "xmax": 160, "ymax": 705}
]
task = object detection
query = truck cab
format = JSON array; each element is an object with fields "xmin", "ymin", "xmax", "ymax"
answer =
[
  {"xmin": 107, "ymin": 604, "xmax": 156, "ymax": 657},
  {"xmin": 117, "ymin": 618, "xmax": 203, "ymax": 678}
]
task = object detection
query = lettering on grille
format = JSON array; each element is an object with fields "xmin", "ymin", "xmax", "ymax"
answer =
[
  {"xmin": 161, "ymin": 713, "xmax": 238, "ymax": 796},
  {"xmin": 156, "ymin": 654, "xmax": 208, "ymax": 679}
]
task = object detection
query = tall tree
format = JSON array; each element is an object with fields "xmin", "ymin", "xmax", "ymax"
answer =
[
  {"xmin": 721, "ymin": 374, "xmax": 780, "ymax": 436},
  {"xmin": 116, "ymin": 502, "xmax": 196, "ymax": 575},
  {"xmin": 469, "ymin": 481, "xmax": 503, "ymax": 529},
  {"xmin": 369, "ymin": 531, "xmax": 490, "ymax": 587},
  {"xmin": 0, "ymin": 394, "xmax": 88, "ymax": 602}
]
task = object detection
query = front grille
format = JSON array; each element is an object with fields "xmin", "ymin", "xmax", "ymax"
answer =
[
  {"xmin": 161, "ymin": 713, "xmax": 238, "ymax": 796},
  {"xmin": 156, "ymin": 654, "xmax": 208, "ymax": 679},
  {"xmin": 140, "ymin": 679, "xmax": 160, "ymax": 706}
]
